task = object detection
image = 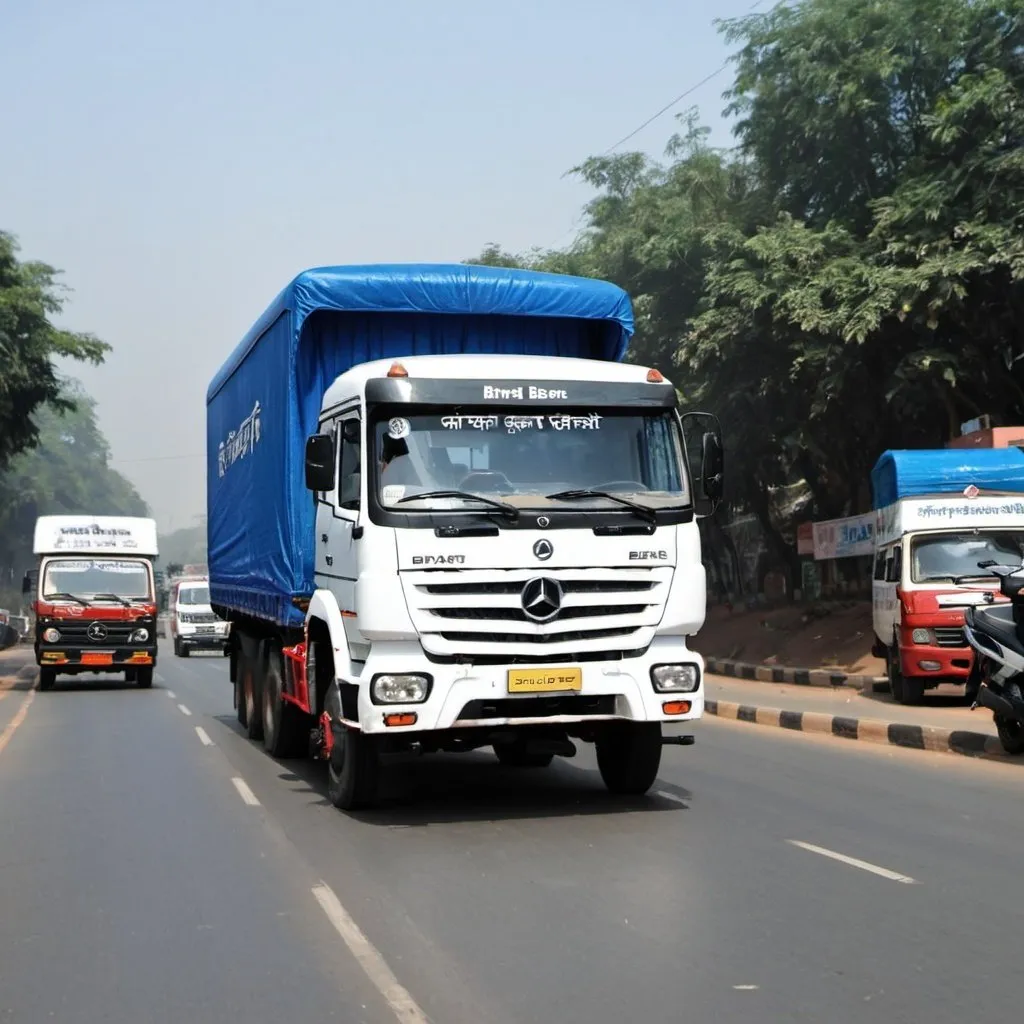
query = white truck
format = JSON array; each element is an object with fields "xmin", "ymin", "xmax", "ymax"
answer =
[
  {"xmin": 206, "ymin": 264, "xmax": 723, "ymax": 809},
  {"xmin": 871, "ymin": 449, "xmax": 1024, "ymax": 703},
  {"xmin": 170, "ymin": 577, "xmax": 230, "ymax": 657}
]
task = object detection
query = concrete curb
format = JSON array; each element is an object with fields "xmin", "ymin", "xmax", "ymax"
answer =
[
  {"xmin": 705, "ymin": 698, "xmax": 1009, "ymax": 762},
  {"xmin": 704, "ymin": 656, "xmax": 886, "ymax": 690}
]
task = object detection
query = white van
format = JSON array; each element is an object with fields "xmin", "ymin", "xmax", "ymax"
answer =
[{"xmin": 171, "ymin": 578, "xmax": 230, "ymax": 657}]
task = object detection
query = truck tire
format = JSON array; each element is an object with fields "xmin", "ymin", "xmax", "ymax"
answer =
[
  {"xmin": 242, "ymin": 646, "xmax": 264, "ymax": 741},
  {"xmin": 596, "ymin": 722, "xmax": 662, "ymax": 796},
  {"xmin": 493, "ymin": 739, "xmax": 554, "ymax": 768},
  {"xmin": 889, "ymin": 647, "xmax": 924, "ymax": 705},
  {"xmin": 173, "ymin": 637, "xmax": 181, "ymax": 657},
  {"xmin": 135, "ymin": 667, "xmax": 153, "ymax": 689},
  {"xmin": 262, "ymin": 644, "xmax": 305, "ymax": 758},
  {"xmin": 180, "ymin": 645, "xmax": 190, "ymax": 658},
  {"xmin": 39, "ymin": 667, "xmax": 56, "ymax": 691},
  {"xmin": 327, "ymin": 727, "xmax": 380, "ymax": 810},
  {"xmin": 235, "ymin": 663, "xmax": 247, "ymax": 728}
]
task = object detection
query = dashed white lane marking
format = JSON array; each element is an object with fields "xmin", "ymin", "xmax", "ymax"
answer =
[
  {"xmin": 166, "ymin": 690, "xmax": 176, "ymax": 698},
  {"xmin": 788, "ymin": 840, "xmax": 916, "ymax": 884},
  {"xmin": 312, "ymin": 882, "xmax": 429, "ymax": 1024},
  {"xmin": 231, "ymin": 777, "xmax": 260, "ymax": 806},
  {"xmin": 177, "ymin": 704, "xmax": 192, "ymax": 716},
  {"xmin": 733, "ymin": 985, "xmax": 759, "ymax": 991},
  {"xmin": 654, "ymin": 789, "xmax": 687, "ymax": 806},
  {"xmin": 154, "ymin": 673, "xmax": 166, "ymax": 684},
  {"xmin": 195, "ymin": 726, "xmax": 213, "ymax": 746}
]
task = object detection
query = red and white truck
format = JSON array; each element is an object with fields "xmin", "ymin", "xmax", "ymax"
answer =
[{"xmin": 871, "ymin": 449, "xmax": 1024, "ymax": 704}]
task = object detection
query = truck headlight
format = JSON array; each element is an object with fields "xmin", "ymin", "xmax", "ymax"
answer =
[
  {"xmin": 651, "ymin": 664, "xmax": 700, "ymax": 693},
  {"xmin": 43, "ymin": 627, "xmax": 61, "ymax": 643},
  {"xmin": 131, "ymin": 628, "xmax": 150, "ymax": 643},
  {"xmin": 370, "ymin": 673, "xmax": 431, "ymax": 704},
  {"xmin": 911, "ymin": 628, "xmax": 933, "ymax": 645}
]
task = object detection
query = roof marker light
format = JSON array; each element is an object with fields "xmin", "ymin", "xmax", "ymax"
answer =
[
  {"xmin": 387, "ymin": 362, "xmax": 409, "ymax": 378},
  {"xmin": 646, "ymin": 368, "xmax": 665, "ymax": 383}
]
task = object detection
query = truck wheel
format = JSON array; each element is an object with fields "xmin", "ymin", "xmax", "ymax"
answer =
[
  {"xmin": 887, "ymin": 647, "xmax": 905, "ymax": 703},
  {"xmin": 39, "ymin": 668, "xmax": 56, "ymax": 691},
  {"xmin": 242, "ymin": 647, "xmax": 264, "ymax": 741},
  {"xmin": 596, "ymin": 723, "xmax": 662, "ymax": 796},
  {"xmin": 173, "ymin": 637, "xmax": 181, "ymax": 657},
  {"xmin": 493, "ymin": 739, "xmax": 554, "ymax": 768},
  {"xmin": 135, "ymin": 667, "xmax": 153, "ymax": 688},
  {"xmin": 327, "ymin": 727, "xmax": 380, "ymax": 810},
  {"xmin": 125, "ymin": 668, "xmax": 137, "ymax": 682},
  {"xmin": 262, "ymin": 645, "xmax": 305, "ymax": 758},
  {"xmin": 890, "ymin": 649, "xmax": 924, "ymax": 705}
]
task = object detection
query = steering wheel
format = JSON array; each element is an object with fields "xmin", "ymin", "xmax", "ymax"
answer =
[
  {"xmin": 458, "ymin": 471, "xmax": 514, "ymax": 493},
  {"xmin": 593, "ymin": 480, "xmax": 650, "ymax": 492}
]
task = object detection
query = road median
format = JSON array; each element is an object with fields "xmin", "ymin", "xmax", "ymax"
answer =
[
  {"xmin": 704, "ymin": 673, "xmax": 1011, "ymax": 763},
  {"xmin": 703, "ymin": 655, "xmax": 885, "ymax": 690}
]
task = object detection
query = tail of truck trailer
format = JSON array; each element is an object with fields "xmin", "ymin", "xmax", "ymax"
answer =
[{"xmin": 207, "ymin": 264, "xmax": 723, "ymax": 808}]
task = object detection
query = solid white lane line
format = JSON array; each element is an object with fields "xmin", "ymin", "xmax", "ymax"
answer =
[
  {"xmin": 195, "ymin": 726, "xmax": 213, "ymax": 746},
  {"xmin": 177, "ymin": 704, "xmax": 192, "ymax": 716},
  {"xmin": 166, "ymin": 690, "xmax": 176, "ymax": 698},
  {"xmin": 654, "ymin": 789, "xmax": 688, "ymax": 806},
  {"xmin": 231, "ymin": 777, "xmax": 260, "ymax": 806},
  {"xmin": 312, "ymin": 882, "xmax": 429, "ymax": 1024},
  {"xmin": 788, "ymin": 840, "xmax": 917, "ymax": 884}
]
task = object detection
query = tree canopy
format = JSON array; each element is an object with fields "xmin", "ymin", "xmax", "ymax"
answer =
[
  {"xmin": 0, "ymin": 381, "xmax": 148, "ymax": 600},
  {"xmin": 470, "ymin": 0, "xmax": 1024, "ymax": 588},
  {"xmin": 0, "ymin": 231, "xmax": 110, "ymax": 471}
]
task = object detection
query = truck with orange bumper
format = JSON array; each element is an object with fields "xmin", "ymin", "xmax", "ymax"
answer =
[{"xmin": 25, "ymin": 516, "xmax": 160, "ymax": 690}]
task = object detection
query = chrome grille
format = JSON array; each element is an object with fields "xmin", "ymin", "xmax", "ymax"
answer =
[{"xmin": 401, "ymin": 567, "xmax": 672, "ymax": 658}]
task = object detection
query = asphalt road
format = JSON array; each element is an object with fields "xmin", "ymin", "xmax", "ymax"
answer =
[{"xmin": 2, "ymin": 648, "xmax": 1024, "ymax": 1023}]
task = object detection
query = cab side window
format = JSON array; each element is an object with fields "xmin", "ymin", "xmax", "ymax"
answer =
[
  {"xmin": 873, "ymin": 549, "xmax": 886, "ymax": 581},
  {"xmin": 886, "ymin": 547, "xmax": 902, "ymax": 583},
  {"xmin": 338, "ymin": 417, "xmax": 361, "ymax": 511}
]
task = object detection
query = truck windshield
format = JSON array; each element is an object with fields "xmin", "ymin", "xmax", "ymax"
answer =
[
  {"xmin": 910, "ymin": 531, "xmax": 1024, "ymax": 582},
  {"xmin": 178, "ymin": 586, "xmax": 210, "ymax": 606},
  {"xmin": 42, "ymin": 558, "xmax": 152, "ymax": 600},
  {"xmin": 372, "ymin": 408, "xmax": 689, "ymax": 512}
]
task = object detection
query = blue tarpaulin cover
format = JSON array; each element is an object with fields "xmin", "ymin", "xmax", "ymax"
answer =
[
  {"xmin": 206, "ymin": 263, "xmax": 635, "ymax": 627},
  {"xmin": 871, "ymin": 448, "xmax": 1024, "ymax": 509}
]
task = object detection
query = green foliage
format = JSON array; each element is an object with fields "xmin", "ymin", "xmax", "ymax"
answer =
[
  {"xmin": 158, "ymin": 520, "xmax": 208, "ymax": 568},
  {"xmin": 0, "ymin": 232, "xmax": 110, "ymax": 470},
  {"xmin": 0, "ymin": 380, "xmax": 148, "ymax": 578},
  {"xmin": 468, "ymin": 0, "xmax": 1024, "ymax": 582}
]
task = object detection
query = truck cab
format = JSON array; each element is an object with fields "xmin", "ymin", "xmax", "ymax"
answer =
[{"xmin": 26, "ymin": 516, "xmax": 160, "ymax": 690}]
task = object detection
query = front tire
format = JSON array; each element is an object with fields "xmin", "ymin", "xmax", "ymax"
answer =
[
  {"xmin": 326, "ymin": 727, "xmax": 380, "ymax": 810},
  {"xmin": 135, "ymin": 667, "xmax": 153, "ymax": 688},
  {"xmin": 596, "ymin": 722, "xmax": 662, "ymax": 795},
  {"xmin": 39, "ymin": 667, "xmax": 56, "ymax": 691},
  {"xmin": 242, "ymin": 645, "xmax": 264, "ymax": 741}
]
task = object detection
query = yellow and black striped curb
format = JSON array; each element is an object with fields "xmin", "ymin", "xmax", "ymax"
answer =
[
  {"xmin": 705, "ymin": 698, "xmax": 1010, "ymax": 761},
  {"xmin": 704, "ymin": 656, "xmax": 886, "ymax": 690}
]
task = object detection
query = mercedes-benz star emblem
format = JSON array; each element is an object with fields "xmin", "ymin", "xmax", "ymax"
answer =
[
  {"xmin": 521, "ymin": 577, "xmax": 562, "ymax": 622},
  {"xmin": 532, "ymin": 538, "xmax": 553, "ymax": 561},
  {"xmin": 86, "ymin": 622, "xmax": 108, "ymax": 642}
]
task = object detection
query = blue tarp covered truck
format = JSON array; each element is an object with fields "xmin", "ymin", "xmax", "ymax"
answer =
[{"xmin": 206, "ymin": 263, "xmax": 722, "ymax": 809}]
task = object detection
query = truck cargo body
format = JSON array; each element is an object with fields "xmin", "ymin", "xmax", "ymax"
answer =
[{"xmin": 207, "ymin": 264, "xmax": 722, "ymax": 809}]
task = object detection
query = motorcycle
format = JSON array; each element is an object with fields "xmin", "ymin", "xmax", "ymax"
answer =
[{"xmin": 960, "ymin": 559, "xmax": 1024, "ymax": 754}]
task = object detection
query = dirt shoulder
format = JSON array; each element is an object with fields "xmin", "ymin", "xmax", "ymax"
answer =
[
  {"xmin": 692, "ymin": 600, "xmax": 885, "ymax": 676},
  {"xmin": 0, "ymin": 645, "xmax": 37, "ymax": 687}
]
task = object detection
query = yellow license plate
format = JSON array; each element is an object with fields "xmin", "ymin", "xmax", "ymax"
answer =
[{"xmin": 507, "ymin": 667, "xmax": 582, "ymax": 694}]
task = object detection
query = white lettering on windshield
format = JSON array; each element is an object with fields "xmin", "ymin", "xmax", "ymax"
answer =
[
  {"xmin": 481, "ymin": 385, "xmax": 570, "ymax": 401},
  {"xmin": 439, "ymin": 413, "xmax": 603, "ymax": 432}
]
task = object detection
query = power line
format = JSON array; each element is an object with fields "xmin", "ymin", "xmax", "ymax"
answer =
[{"xmin": 600, "ymin": 0, "xmax": 767, "ymax": 156}]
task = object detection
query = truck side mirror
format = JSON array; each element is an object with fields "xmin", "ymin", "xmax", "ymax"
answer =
[
  {"xmin": 701, "ymin": 431, "xmax": 724, "ymax": 502},
  {"xmin": 305, "ymin": 434, "xmax": 336, "ymax": 492}
]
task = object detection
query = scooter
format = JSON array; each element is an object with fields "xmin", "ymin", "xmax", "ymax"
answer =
[{"xmin": 960, "ymin": 559, "xmax": 1024, "ymax": 754}]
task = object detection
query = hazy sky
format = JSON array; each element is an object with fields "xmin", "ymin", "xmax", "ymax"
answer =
[{"xmin": 3, "ymin": 0, "xmax": 756, "ymax": 533}]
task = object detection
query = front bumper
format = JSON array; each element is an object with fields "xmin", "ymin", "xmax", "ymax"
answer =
[
  {"xmin": 352, "ymin": 636, "xmax": 704, "ymax": 735},
  {"xmin": 899, "ymin": 644, "xmax": 973, "ymax": 680},
  {"xmin": 177, "ymin": 632, "xmax": 229, "ymax": 649},
  {"xmin": 37, "ymin": 647, "xmax": 157, "ymax": 670}
]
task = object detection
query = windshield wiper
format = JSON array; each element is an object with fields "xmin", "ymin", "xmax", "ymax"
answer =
[
  {"xmin": 42, "ymin": 592, "xmax": 89, "ymax": 606},
  {"xmin": 396, "ymin": 490, "xmax": 520, "ymax": 521},
  {"xmin": 91, "ymin": 593, "xmax": 131, "ymax": 607},
  {"xmin": 545, "ymin": 489, "xmax": 658, "ymax": 524}
]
